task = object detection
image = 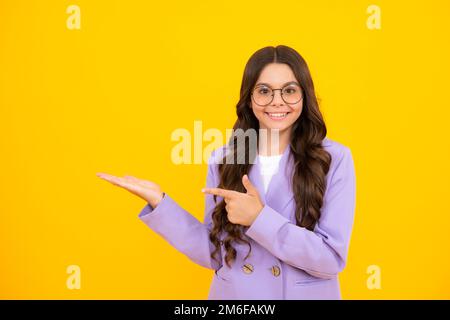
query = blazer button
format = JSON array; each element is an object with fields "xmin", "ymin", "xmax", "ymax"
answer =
[
  {"xmin": 242, "ymin": 263, "xmax": 254, "ymax": 274},
  {"xmin": 271, "ymin": 265, "xmax": 281, "ymax": 277}
]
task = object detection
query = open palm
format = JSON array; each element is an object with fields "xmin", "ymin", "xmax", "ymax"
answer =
[{"xmin": 96, "ymin": 172, "xmax": 164, "ymax": 208}]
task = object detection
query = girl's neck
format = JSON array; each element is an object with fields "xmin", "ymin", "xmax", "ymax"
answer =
[{"xmin": 258, "ymin": 127, "xmax": 291, "ymax": 156}]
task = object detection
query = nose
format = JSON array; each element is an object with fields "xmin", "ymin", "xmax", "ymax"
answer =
[{"xmin": 271, "ymin": 89, "xmax": 285, "ymax": 107}]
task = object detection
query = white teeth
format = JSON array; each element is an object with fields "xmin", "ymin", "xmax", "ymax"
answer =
[{"xmin": 267, "ymin": 112, "xmax": 287, "ymax": 118}]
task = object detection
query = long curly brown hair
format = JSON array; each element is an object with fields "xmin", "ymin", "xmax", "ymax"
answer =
[{"xmin": 209, "ymin": 45, "xmax": 331, "ymax": 268}]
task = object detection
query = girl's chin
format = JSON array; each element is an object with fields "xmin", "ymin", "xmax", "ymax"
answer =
[{"xmin": 259, "ymin": 122, "xmax": 291, "ymax": 132}]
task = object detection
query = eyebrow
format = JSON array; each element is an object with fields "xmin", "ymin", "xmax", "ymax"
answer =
[{"xmin": 254, "ymin": 81, "xmax": 300, "ymax": 88}]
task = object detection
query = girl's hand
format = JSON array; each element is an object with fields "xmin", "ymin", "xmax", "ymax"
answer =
[
  {"xmin": 96, "ymin": 172, "xmax": 164, "ymax": 208},
  {"xmin": 202, "ymin": 174, "xmax": 264, "ymax": 227}
]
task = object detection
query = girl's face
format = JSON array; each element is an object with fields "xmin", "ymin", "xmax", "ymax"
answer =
[{"xmin": 250, "ymin": 63, "xmax": 303, "ymax": 134}]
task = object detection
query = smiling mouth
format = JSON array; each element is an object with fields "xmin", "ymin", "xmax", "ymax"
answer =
[{"xmin": 265, "ymin": 112, "xmax": 290, "ymax": 120}]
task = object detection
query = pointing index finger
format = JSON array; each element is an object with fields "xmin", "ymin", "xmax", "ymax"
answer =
[{"xmin": 201, "ymin": 187, "xmax": 236, "ymax": 199}]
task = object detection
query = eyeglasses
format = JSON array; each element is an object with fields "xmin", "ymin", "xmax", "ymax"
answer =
[{"xmin": 251, "ymin": 83, "xmax": 303, "ymax": 106}]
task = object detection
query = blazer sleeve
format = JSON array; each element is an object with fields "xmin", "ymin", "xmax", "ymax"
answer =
[
  {"xmin": 137, "ymin": 152, "xmax": 222, "ymax": 270},
  {"xmin": 244, "ymin": 146, "xmax": 356, "ymax": 279}
]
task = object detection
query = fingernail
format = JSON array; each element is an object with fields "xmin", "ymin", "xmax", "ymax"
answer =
[{"xmin": 201, "ymin": 188, "xmax": 206, "ymax": 192}]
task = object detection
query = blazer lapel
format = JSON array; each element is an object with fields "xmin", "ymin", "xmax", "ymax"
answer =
[
  {"xmin": 248, "ymin": 160, "xmax": 265, "ymax": 202},
  {"xmin": 248, "ymin": 144, "xmax": 295, "ymax": 215}
]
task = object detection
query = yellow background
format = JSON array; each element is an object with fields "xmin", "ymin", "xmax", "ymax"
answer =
[{"xmin": 1, "ymin": 0, "xmax": 449, "ymax": 299}]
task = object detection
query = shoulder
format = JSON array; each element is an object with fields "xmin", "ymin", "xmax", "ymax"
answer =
[
  {"xmin": 321, "ymin": 137, "xmax": 354, "ymax": 181},
  {"xmin": 207, "ymin": 144, "xmax": 230, "ymax": 165},
  {"xmin": 322, "ymin": 137, "xmax": 351, "ymax": 158},
  {"xmin": 205, "ymin": 144, "xmax": 228, "ymax": 181}
]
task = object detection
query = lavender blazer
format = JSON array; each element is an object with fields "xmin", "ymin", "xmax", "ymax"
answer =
[{"xmin": 138, "ymin": 137, "xmax": 356, "ymax": 300}]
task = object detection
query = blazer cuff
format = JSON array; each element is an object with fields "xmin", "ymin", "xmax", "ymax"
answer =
[
  {"xmin": 137, "ymin": 192, "xmax": 168, "ymax": 218},
  {"xmin": 245, "ymin": 204, "xmax": 290, "ymax": 245}
]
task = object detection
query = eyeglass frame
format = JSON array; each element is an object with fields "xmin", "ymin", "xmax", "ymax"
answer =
[{"xmin": 250, "ymin": 81, "xmax": 304, "ymax": 106}]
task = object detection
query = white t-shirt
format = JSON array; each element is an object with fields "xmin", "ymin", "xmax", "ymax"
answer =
[{"xmin": 256, "ymin": 153, "xmax": 283, "ymax": 194}]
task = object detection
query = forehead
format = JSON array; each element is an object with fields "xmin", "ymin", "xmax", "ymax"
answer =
[{"xmin": 255, "ymin": 63, "xmax": 298, "ymax": 87}]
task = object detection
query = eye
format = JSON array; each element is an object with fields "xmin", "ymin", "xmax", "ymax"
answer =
[{"xmin": 283, "ymin": 85, "xmax": 300, "ymax": 94}]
